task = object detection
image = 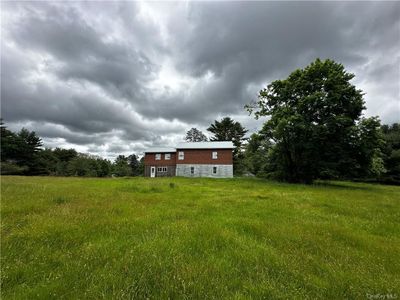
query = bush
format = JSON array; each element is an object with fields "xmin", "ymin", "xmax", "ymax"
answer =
[{"xmin": 0, "ymin": 162, "xmax": 28, "ymax": 175}]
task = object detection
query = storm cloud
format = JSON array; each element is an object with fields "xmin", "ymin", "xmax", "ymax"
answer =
[{"xmin": 1, "ymin": 1, "xmax": 399, "ymax": 159}]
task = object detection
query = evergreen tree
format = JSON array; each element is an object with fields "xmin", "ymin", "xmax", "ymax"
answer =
[
  {"xmin": 0, "ymin": 119, "xmax": 20, "ymax": 163},
  {"xmin": 207, "ymin": 117, "xmax": 247, "ymax": 174}
]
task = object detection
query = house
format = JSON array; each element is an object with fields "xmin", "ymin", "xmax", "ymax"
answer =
[{"xmin": 144, "ymin": 141, "xmax": 234, "ymax": 178}]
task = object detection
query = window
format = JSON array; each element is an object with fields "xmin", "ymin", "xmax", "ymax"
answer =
[
  {"xmin": 165, "ymin": 153, "xmax": 171, "ymax": 160},
  {"xmin": 212, "ymin": 151, "xmax": 218, "ymax": 159},
  {"xmin": 213, "ymin": 166, "xmax": 217, "ymax": 174},
  {"xmin": 155, "ymin": 153, "xmax": 161, "ymax": 160},
  {"xmin": 157, "ymin": 167, "xmax": 167, "ymax": 172},
  {"xmin": 190, "ymin": 166, "xmax": 194, "ymax": 174},
  {"xmin": 178, "ymin": 151, "xmax": 184, "ymax": 160}
]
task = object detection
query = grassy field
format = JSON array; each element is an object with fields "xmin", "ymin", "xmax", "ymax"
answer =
[{"xmin": 1, "ymin": 176, "xmax": 399, "ymax": 299}]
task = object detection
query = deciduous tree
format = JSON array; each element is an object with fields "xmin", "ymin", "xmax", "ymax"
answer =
[
  {"xmin": 244, "ymin": 133, "xmax": 272, "ymax": 176},
  {"xmin": 246, "ymin": 58, "xmax": 383, "ymax": 183},
  {"xmin": 113, "ymin": 155, "xmax": 131, "ymax": 177},
  {"xmin": 185, "ymin": 128, "xmax": 208, "ymax": 142},
  {"xmin": 381, "ymin": 123, "xmax": 400, "ymax": 184},
  {"xmin": 128, "ymin": 154, "xmax": 140, "ymax": 176}
]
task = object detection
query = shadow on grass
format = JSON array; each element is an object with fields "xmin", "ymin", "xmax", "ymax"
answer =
[
  {"xmin": 53, "ymin": 196, "xmax": 70, "ymax": 204},
  {"xmin": 312, "ymin": 181, "xmax": 375, "ymax": 191},
  {"xmin": 118, "ymin": 183, "xmax": 178, "ymax": 193}
]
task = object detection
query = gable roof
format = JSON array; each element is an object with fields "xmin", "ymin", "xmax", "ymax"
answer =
[{"xmin": 176, "ymin": 141, "xmax": 234, "ymax": 149}]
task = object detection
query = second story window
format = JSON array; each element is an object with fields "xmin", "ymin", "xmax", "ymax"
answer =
[
  {"xmin": 178, "ymin": 151, "xmax": 184, "ymax": 160},
  {"xmin": 212, "ymin": 151, "xmax": 218, "ymax": 159},
  {"xmin": 165, "ymin": 153, "xmax": 171, "ymax": 160},
  {"xmin": 155, "ymin": 153, "xmax": 161, "ymax": 160}
]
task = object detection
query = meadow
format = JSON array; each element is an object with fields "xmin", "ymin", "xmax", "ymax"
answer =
[{"xmin": 1, "ymin": 176, "xmax": 399, "ymax": 299}]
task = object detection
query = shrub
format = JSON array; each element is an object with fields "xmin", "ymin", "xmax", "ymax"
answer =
[{"xmin": 0, "ymin": 162, "xmax": 28, "ymax": 175}]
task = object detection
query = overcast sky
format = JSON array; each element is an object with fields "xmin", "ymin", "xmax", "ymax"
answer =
[{"xmin": 2, "ymin": 1, "xmax": 399, "ymax": 159}]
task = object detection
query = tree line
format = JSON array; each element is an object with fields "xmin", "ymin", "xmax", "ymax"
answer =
[{"xmin": 0, "ymin": 122, "xmax": 143, "ymax": 177}]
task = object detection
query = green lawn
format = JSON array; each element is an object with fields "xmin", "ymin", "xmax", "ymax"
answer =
[{"xmin": 1, "ymin": 176, "xmax": 399, "ymax": 299}]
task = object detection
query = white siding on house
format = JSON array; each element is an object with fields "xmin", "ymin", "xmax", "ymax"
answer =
[{"xmin": 176, "ymin": 164, "xmax": 233, "ymax": 178}]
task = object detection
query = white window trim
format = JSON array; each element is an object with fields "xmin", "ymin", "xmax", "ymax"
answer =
[
  {"xmin": 178, "ymin": 151, "xmax": 184, "ymax": 160},
  {"xmin": 212, "ymin": 151, "xmax": 218, "ymax": 159},
  {"xmin": 155, "ymin": 153, "xmax": 161, "ymax": 160},
  {"xmin": 165, "ymin": 153, "xmax": 171, "ymax": 160}
]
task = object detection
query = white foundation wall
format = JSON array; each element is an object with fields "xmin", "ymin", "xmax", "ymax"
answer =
[{"xmin": 176, "ymin": 164, "xmax": 233, "ymax": 178}]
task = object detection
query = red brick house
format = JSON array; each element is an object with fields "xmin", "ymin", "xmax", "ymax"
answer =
[{"xmin": 144, "ymin": 142, "xmax": 234, "ymax": 178}]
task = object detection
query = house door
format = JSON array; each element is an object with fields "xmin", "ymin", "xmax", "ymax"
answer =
[{"xmin": 150, "ymin": 166, "xmax": 156, "ymax": 178}]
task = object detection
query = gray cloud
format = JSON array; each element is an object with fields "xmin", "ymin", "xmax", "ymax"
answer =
[{"xmin": 1, "ymin": 1, "xmax": 399, "ymax": 159}]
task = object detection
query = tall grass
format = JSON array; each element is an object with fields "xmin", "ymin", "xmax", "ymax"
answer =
[{"xmin": 1, "ymin": 176, "xmax": 399, "ymax": 299}]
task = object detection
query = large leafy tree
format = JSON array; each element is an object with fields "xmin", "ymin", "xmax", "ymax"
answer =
[
  {"xmin": 244, "ymin": 133, "xmax": 272, "ymax": 176},
  {"xmin": 207, "ymin": 117, "xmax": 247, "ymax": 174},
  {"xmin": 185, "ymin": 128, "xmax": 208, "ymax": 142},
  {"xmin": 246, "ymin": 58, "xmax": 383, "ymax": 183}
]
